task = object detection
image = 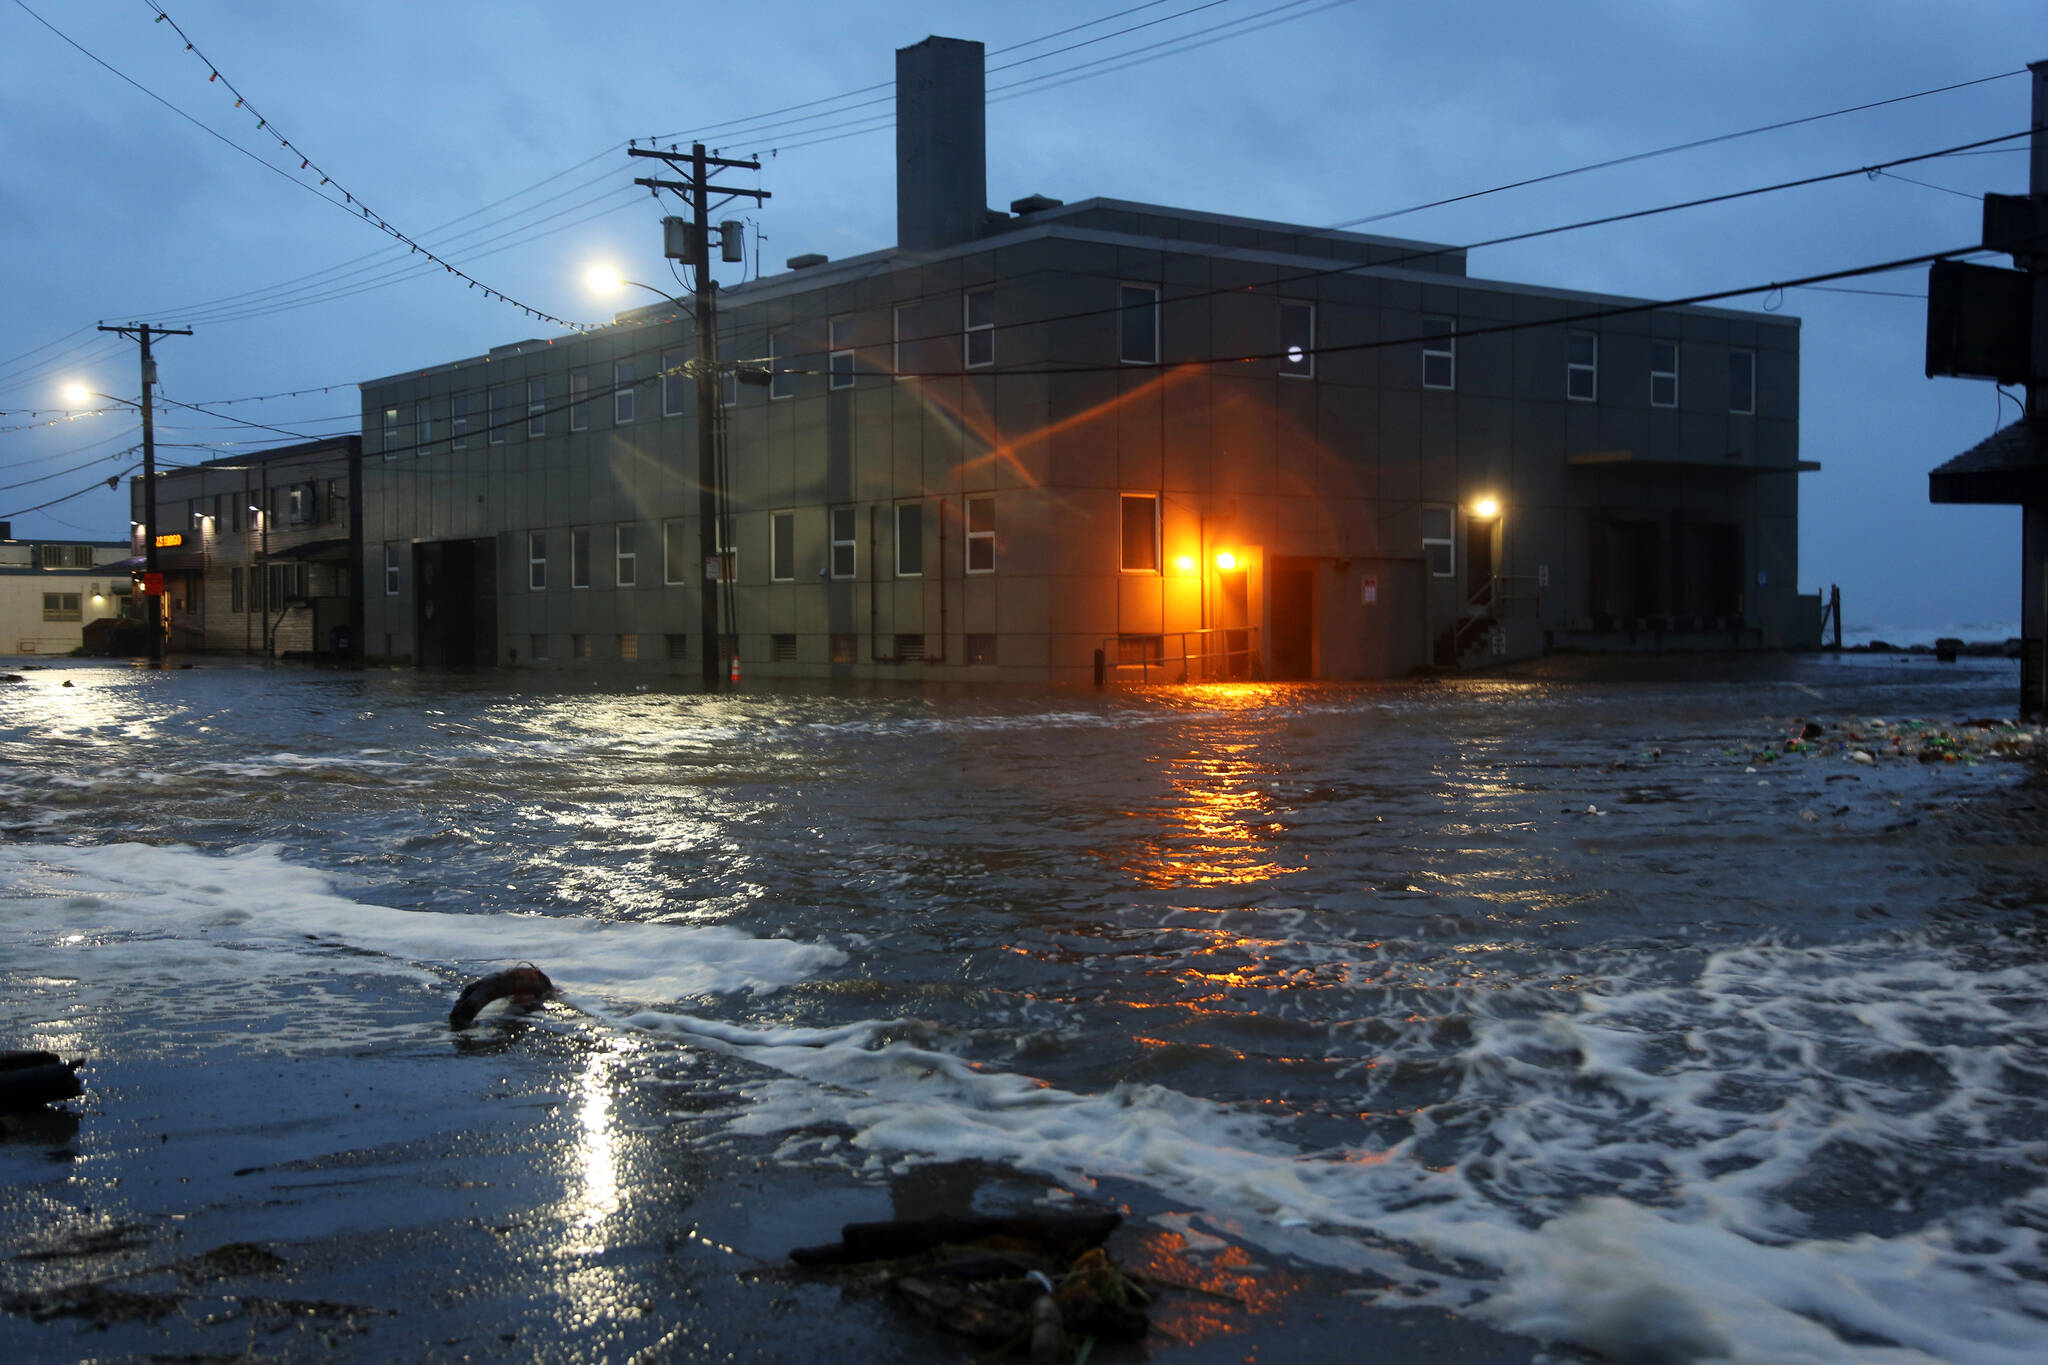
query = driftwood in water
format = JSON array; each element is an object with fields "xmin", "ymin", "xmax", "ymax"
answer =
[
  {"xmin": 447, "ymin": 964, "xmax": 554, "ymax": 1029},
  {"xmin": 0, "ymin": 1051, "xmax": 83, "ymax": 1109}
]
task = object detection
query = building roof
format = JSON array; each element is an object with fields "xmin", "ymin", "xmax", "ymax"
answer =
[{"xmin": 1928, "ymin": 416, "xmax": 2048, "ymax": 505}]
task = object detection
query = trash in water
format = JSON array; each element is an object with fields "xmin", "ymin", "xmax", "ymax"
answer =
[{"xmin": 448, "ymin": 963, "xmax": 554, "ymax": 1029}]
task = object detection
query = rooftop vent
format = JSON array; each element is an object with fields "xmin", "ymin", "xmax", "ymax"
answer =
[
  {"xmin": 787, "ymin": 253, "xmax": 829, "ymax": 270},
  {"xmin": 1010, "ymin": 194, "xmax": 1063, "ymax": 215}
]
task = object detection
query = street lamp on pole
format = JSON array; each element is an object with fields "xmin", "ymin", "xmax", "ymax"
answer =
[{"xmin": 62, "ymin": 382, "xmax": 165, "ymax": 663}]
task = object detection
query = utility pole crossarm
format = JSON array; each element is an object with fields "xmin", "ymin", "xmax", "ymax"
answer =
[{"xmin": 628, "ymin": 147, "xmax": 763, "ymax": 172}]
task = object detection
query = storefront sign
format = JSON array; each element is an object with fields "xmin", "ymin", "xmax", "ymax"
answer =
[{"xmin": 153, "ymin": 532, "xmax": 184, "ymax": 549}]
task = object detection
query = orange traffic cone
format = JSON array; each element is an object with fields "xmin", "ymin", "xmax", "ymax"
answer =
[{"xmin": 729, "ymin": 653, "xmax": 741, "ymax": 685}]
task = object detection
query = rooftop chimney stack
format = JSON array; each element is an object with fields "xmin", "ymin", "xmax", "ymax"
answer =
[{"xmin": 896, "ymin": 36, "xmax": 986, "ymax": 252}]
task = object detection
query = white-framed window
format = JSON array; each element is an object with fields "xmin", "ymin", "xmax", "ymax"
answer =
[
  {"xmin": 1422, "ymin": 316, "xmax": 1456, "ymax": 390},
  {"xmin": 893, "ymin": 303, "xmax": 913, "ymax": 380},
  {"xmin": 770, "ymin": 511, "xmax": 795, "ymax": 582},
  {"xmin": 721, "ymin": 366, "xmax": 737, "ymax": 409},
  {"xmin": 488, "ymin": 387, "xmax": 507, "ymax": 444},
  {"xmin": 1422, "ymin": 504, "xmax": 1454, "ymax": 577},
  {"xmin": 528, "ymin": 530, "xmax": 547, "ymax": 590},
  {"xmin": 383, "ymin": 543, "xmax": 400, "ymax": 596},
  {"xmin": 663, "ymin": 519, "xmax": 687, "ymax": 585},
  {"xmin": 381, "ymin": 406, "xmax": 398, "ymax": 459},
  {"xmin": 1120, "ymin": 284, "xmax": 1160, "ymax": 365},
  {"xmin": 829, "ymin": 316, "xmax": 855, "ymax": 390},
  {"xmin": 1729, "ymin": 348, "xmax": 1755, "ymax": 415},
  {"xmin": 1650, "ymin": 340, "xmax": 1679, "ymax": 408},
  {"xmin": 613, "ymin": 360, "xmax": 635, "ymax": 424},
  {"xmin": 41, "ymin": 592, "xmax": 81, "ymax": 622},
  {"xmin": 288, "ymin": 483, "xmax": 314, "ymax": 525},
  {"xmin": 895, "ymin": 502, "xmax": 923, "ymax": 577},
  {"xmin": 616, "ymin": 524, "xmax": 637, "ymax": 587},
  {"xmin": 1278, "ymin": 300, "xmax": 1314, "ymax": 378},
  {"xmin": 769, "ymin": 329, "xmax": 794, "ymax": 400},
  {"xmin": 1119, "ymin": 493, "xmax": 1159, "ymax": 573},
  {"xmin": 527, "ymin": 379, "xmax": 546, "ymax": 437},
  {"xmin": 829, "ymin": 506, "xmax": 856, "ymax": 579},
  {"xmin": 451, "ymin": 393, "xmax": 471, "ymax": 447},
  {"xmin": 417, "ymin": 401, "xmax": 435, "ymax": 451},
  {"xmin": 569, "ymin": 371, "xmax": 589, "ymax": 431},
  {"xmin": 963, "ymin": 289, "xmax": 994, "ymax": 368},
  {"xmin": 1567, "ymin": 330, "xmax": 1597, "ymax": 402},
  {"xmin": 966, "ymin": 494, "xmax": 994, "ymax": 573},
  {"xmin": 571, "ymin": 527, "xmax": 591, "ymax": 589},
  {"xmin": 662, "ymin": 348, "xmax": 687, "ymax": 417}
]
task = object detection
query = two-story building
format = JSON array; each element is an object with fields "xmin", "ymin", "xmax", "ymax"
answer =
[
  {"xmin": 128, "ymin": 436, "xmax": 363, "ymax": 659},
  {"xmin": 358, "ymin": 36, "xmax": 1811, "ymax": 683}
]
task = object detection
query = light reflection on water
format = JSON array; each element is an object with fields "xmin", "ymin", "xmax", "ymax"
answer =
[{"xmin": 2, "ymin": 657, "xmax": 2045, "ymax": 1358}]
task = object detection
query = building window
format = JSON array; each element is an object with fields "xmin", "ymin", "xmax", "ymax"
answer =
[
  {"xmin": 963, "ymin": 289, "xmax": 994, "ymax": 368},
  {"xmin": 893, "ymin": 303, "xmax": 912, "ymax": 380},
  {"xmin": 896, "ymin": 503, "xmax": 923, "ymax": 577},
  {"xmin": 381, "ymin": 406, "xmax": 399, "ymax": 459},
  {"xmin": 570, "ymin": 372, "xmax": 589, "ymax": 431},
  {"xmin": 417, "ymin": 401, "xmax": 436, "ymax": 452},
  {"xmin": 770, "ymin": 511, "xmax": 795, "ymax": 582},
  {"xmin": 1120, "ymin": 493, "xmax": 1159, "ymax": 573},
  {"xmin": 619, "ymin": 633, "xmax": 640, "ymax": 661},
  {"xmin": 662, "ymin": 348, "xmax": 687, "ymax": 417},
  {"xmin": 266, "ymin": 563, "xmax": 308, "ymax": 604},
  {"xmin": 664, "ymin": 633, "xmax": 688, "ymax": 660},
  {"xmin": 715, "ymin": 518, "xmax": 738, "ymax": 583},
  {"xmin": 1278, "ymin": 300, "xmax": 1314, "ymax": 378},
  {"xmin": 1422, "ymin": 316, "xmax": 1456, "ymax": 390},
  {"xmin": 1650, "ymin": 341, "xmax": 1679, "ymax": 408},
  {"xmin": 1567, "ymin": 331, "xmax": 1598, "ymax": 402},
  {"xmin": 488, "ymin": 387, "xmax": 507, "ymax": 444},
  {"xmin": 894, "ymin": 633, "xmax": 925, "ymax": 662},
  {"xmin": 230, "ymin": 566, "xmax": 244, "ymax": 613},
  {"xmin": 721, "ymin": 366, "xmax": 737, "ymax": 409},
  {"xmin": 1422, "ymin": 505, "xmax": 1454, "ymax": 577},
  {"xmin": 771, "ymin": 633, "xmax": 797, "ymax": 662},
  {"xmin": 830, "ymin": 633, "xmax": 856, "ymax": 664},
  {"xmin": 571, "ymin": 527, "xmax": 591, "ymax": 589},
  {"xmin": 770, "ymin": 329, "xmax": 795, "ymax": 399},
  {"xmin": 966, "ymin": 494, "xmax": 994, "ymax": 573},
  {"xmin": 664, "ymin": 519, "xmax": 688, "ymax": 585},
  {"xmin": 451, "ymin": 393, "xmax": 472, "ymax": 448},
  {"xmin": 614, "ymin": 360, "xmax": 635, "ymax": 424},
  {"xmin": 287, "ymin": 484, "xmax": 314, "ymax": 525},
  {"xmin": 1120, "ymin": 284, "xmax": 1159, "ymax": 365},
  {"xmin": 616, "ymin": 524, "xmax": 637, "ymax": 587},
  {"xmin": 965, "ymin": 633, "xmax": 996, "ymax": 665},
  {"xmin": 383, "ymin": 544, "xmax": 400, "ymax": 595},
  {"xmin": 42, "ymin": 592, "xmax": 81, "ymax": 622},
  {"xmin": 830, "ymin": 506, "xmax": 856, "ymax": 579},
  {"xmin": 527, "ymin": 379, "xmax": 546, "ymax": 437},
  {"xmin": 571, "ymin": 633, "xmax": 590, "ymax": 660},
  {"xmin": 1729, "ymin": 348, "xmax": 1755, "ymax": 415},
  {"xmin": 528, "ymin": 531, "xmax": 547, "ymax": 590},
  {"xmin": 829, "ymin": 316, "xmax": 855, "ymax": 390},
  {"xmin": 531, "ymin": 633, "xmax": 550, "ymax": 661}
]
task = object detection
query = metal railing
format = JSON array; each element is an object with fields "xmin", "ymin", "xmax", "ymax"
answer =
[{"xmin": 1096, "ymin": 627, "xmax": 1261, "ymax": 684}]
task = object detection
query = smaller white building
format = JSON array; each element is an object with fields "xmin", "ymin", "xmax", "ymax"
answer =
[{"xmin": 0, "ymin": 527, "xmax": 134, "ymax": 657}]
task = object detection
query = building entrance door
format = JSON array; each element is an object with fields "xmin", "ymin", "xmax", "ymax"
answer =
[{"xmin": 1270, "ymin": 559, "xmax": 1316, "ymax": 679}]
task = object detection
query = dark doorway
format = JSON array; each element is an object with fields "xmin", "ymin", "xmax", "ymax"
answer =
[
  {"xmin": 415, "ymin": 538, "xmax": 498, "ymax": 667},
  {"xmin": 1678, "ymin": 522, "xmax": 1743, "ymax": 622},
  {"xmin": 1465, "ymin": 515, "xmax": 1496, "ymax": 606},
  {"xmin": 1270, "ymin": 559, "xmax": 1316, "ymax": 679},
  {"xmin": 1589, "ymin": 518, "xmax": 1661, "ymax": 626}
]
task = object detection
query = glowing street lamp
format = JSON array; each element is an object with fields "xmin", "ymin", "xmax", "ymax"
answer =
[
  {"xmin": 1472, "ymin": 496, "xmax": 1501, "ymax": 519},
  {"xmin": 1215, "ymin": 550, "xmax": 1238, "ymax": 571}
]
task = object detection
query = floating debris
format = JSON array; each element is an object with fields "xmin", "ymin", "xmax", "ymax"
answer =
[
  {"xmin": 447, "ymin": 963, "xmax": 554, "ymax": 1029},
  {"xmin": 0, "ymin": 1050, "xmax": 83, "ymax": 1110}
]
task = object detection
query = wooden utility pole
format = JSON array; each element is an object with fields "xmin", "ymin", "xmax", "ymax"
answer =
[
  {"xmin": 98, "ymin": 322, "xmax": 192, "ymax": 666},
  {"xmin": 628, "ymin": 144, "xmax": 769, "ymax": 691}
]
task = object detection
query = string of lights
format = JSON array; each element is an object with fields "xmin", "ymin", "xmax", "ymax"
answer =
[{"xmin": 131, "ymin": 2, "xmax": 594, "ymax": 332}]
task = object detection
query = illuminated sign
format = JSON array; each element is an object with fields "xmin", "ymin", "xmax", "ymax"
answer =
[{"xmin": 153, "ymin": 533, "xmax": 184, "ymax": 549}]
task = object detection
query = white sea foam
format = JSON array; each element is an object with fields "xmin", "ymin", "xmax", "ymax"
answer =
[{"xmin": 5, "ymin": 839, "xmax": 2043, "ymax": 1361}]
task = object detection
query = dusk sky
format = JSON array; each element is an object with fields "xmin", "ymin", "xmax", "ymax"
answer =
[{"xmin": 4, "ymin": 1, "xmax": 2043, "ymax": 639}]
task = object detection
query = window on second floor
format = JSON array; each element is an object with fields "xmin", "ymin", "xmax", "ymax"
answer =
[
  {"xmin": 1422, "ymin": 316, "xmax": 1456, "ymax": 390},
  {"xmin": 830, "ymin": 506, "xmax": 856, "ymax": 578},
  {"xmin": 1729, "ymin": 348, "xmax": 1756, "ymax": 415},
  {"xmin": 829, "ymin": 316, "xmax": 855, "ymax": 390},
  {"xmin": 570, "ymin": 372, "xmax": 589, "ymax": 431},
  {"xmin": 1119, "ymin": 493, "xmax": 1159, "ymax": 573},
  {"xmin": 1650, "ymin": 341, "xmax": 1679, "ymax": 408},
  {"xmin": 614, "ymin": 360, "xmax": 635, "ymax": 424},
  {"xmin": 527, "ymin": 379, "xmax": 547, "ymax": 437},
  {"xmin": 770, "ymin": 329, "xmax": 795, "ymax": 400},
  {"xmin": 771, "ymin": 511, "xmax": 795, "ymax": 582},
  {"xmin": 964, "ymin": 289, "xmax": 994, "ymax": 368},
  {"xmin": 895, "ymin": 503, "xmax": 923, "ymax": 577},
  {"xmin": 966, "ymin": 495, "xmax": 995, "ymax": 574},
  {"xmin": 1567, "ymin": 331, "xmax": 1598, "ymax": 401},
  {"xmin": 1120, "ymin": 284, "xmax": 1160, "ymax": 365}
]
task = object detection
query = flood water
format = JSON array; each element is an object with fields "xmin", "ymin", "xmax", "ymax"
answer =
[{"xmin": 4, "ymin": 655, "xmax": 2047, "ymax": 1362}]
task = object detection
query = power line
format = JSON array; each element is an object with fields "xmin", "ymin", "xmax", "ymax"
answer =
[{"xmin": 1329, "ymin": 68, "xmax": 2028, "ymax": 229}]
